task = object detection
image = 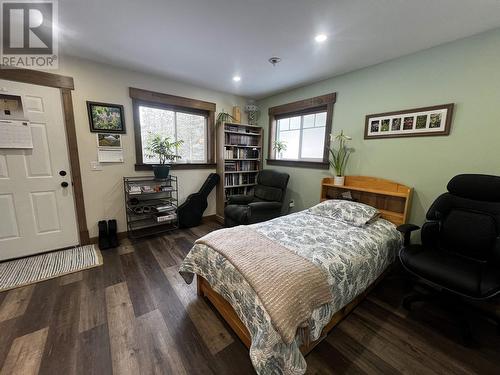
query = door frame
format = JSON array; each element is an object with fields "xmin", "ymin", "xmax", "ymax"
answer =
[{"xmin": 0, "ymin": 68, "xmax": 90, "ymax": 245}]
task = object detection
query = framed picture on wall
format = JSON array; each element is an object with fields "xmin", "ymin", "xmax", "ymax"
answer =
[
  {"xmin": 96, "ymin": 133, "xmax": 122, "ymax": 148},
  {"xmin": 87, "ymin": 101, "xmax": 126, "ymax": 133},
  {"xmin": 365, "ymin": 103, "xmax": 454, "ymax": 139}
]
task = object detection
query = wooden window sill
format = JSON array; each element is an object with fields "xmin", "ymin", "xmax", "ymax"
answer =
[
  {"xmin": 266, "ymin": 159, "xmax": 329, "ymax": 169},
  {"xmin": 135, "ymin": 163, "xmax": 216, "ymax": 171}
]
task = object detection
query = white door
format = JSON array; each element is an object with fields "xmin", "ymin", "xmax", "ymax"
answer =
[{"xmin": 0, "ymin": 79, "xmax": 79, "ymax": 260}]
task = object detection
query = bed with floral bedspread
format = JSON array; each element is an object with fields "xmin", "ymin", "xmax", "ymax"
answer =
[{"xmin": 179, "ymin": 201, "xmax": 402, "ymax": 374}]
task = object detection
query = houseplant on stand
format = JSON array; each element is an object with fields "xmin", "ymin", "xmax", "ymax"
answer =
[
  {"xmin": 328, "ymin": 130, "xmax": 352, "ymax": 186},
  {"xmin": 145, "ymin": 133, "xmax": 184, "ymax": 179}
]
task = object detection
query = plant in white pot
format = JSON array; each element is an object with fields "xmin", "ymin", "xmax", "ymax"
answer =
[
  {"xmin": 273, "ymin": 140, "xmax": 287, "ymax": 159},
  {"xmin": 328, "ymin": 130, "xmax": 352, "ymax": 186},
  {"xmin": 145, "ymin": 133, "xmax": 184, "ymax": 179}
]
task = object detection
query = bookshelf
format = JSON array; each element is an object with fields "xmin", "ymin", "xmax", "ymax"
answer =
[{"xmin": 216, "ymin": 122, "xmax": 263, "ymax": 221}]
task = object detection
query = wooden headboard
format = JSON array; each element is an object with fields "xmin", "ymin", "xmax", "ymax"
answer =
[{"xmin": 320, "ymin": 176, "xmax": 413, "ymax": 226}]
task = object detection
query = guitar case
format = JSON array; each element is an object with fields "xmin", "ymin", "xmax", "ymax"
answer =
[{"xmin": 177, "ymin": 173, "xmax": 220, "ymax": 228}]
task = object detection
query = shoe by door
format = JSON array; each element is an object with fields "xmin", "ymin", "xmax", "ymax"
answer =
[{"xmin": 0, "ymin": 79, "xmax": 79, "ymax": 260}]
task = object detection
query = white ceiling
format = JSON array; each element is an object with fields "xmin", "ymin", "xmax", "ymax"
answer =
[{"xmin": 60, "ymin": 0, "xmax": 500, "ymax": 98}]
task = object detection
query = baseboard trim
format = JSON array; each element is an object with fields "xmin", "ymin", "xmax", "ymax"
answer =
[
  {"xmin": 88, "ymin": 215, "xmax": 219, "ymax": 243},
  {"xmin": 201, "ymin": 214, "xmax": 218, "ymax": 223},
  {"xmin": 89, "ymin": 231, "xmax": 128, "ymax": 245}
]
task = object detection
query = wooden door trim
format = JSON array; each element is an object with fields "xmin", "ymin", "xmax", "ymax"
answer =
[
  {"xmin": 0, "ymin": 69, "xmax": 90, "ymax": 245},
  {"xmin": 0, "ymin": 68, "xmax": 74, "ymax": 89}
]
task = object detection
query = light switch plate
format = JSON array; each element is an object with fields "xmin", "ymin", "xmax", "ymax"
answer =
[{"xmin": 90, "ymin": 161, "xmax": 103, "ymax": 171}]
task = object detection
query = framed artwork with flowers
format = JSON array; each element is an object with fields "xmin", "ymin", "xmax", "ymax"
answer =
[
  {"xmin": 87, "ymin": 101, "xmax": 126, "ymax": 134},
  {"xmin": 364, "ymin": 103, "xmax": 454, "ymax": 139}
]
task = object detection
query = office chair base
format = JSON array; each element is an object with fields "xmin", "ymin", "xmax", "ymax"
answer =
[{"xmin": 402, "ymin": 289, "xmax": 500, "ymax": 346}]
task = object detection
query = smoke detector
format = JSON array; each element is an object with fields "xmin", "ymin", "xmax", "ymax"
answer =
[{"xmin": 268, "ymin": 57, "xmax": 281, "ymax": 66}]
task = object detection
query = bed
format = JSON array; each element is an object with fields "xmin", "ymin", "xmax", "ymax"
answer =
[{"xmin": 180, "ymin": 176, "xmax": 412, "ymax": 374}]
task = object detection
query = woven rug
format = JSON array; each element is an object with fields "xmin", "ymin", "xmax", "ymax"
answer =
[{"xmin": 0, "ymin": 245, "xmax": 102, "ymax": 292}]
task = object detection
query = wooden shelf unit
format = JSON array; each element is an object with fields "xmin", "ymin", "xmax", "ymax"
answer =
[
  {"xmin": 216, "ymin": 122, "xmax": 263, "ymax": 221},
  {"xmin": 320, "ymin": 176, "xmax": 413, "ymax": 226}
]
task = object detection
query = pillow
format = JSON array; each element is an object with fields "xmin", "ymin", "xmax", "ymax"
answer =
[{"xmin": 307, "ymin": 199, "xmax": 380, "ymax": 227}]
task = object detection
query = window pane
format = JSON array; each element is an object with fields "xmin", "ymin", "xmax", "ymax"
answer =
[
  {"xmin": 301, "ymin": 127, "xmax": 325, "ymax": 159},
  {"xmin": 278, "ymin": 130, "xmax": 300, "ymax": 159},
  {"xmin": 176, "ymin": 112, "xmax": 207, "ymax": 162},
  {"xmin": 315, "ymin": 112, "xmax": 327, "ymax": 127},
  {"xmin": 289, "ymin": 116, "xmax": 301, "ymax": 130},
  {"xmin": 278, "ymin": 118, "xmax": 289, "ymax": 131},
  {"xmin": 303, "ymin": 114, "xmax": 315, "ymax": 128},
  {"xmin": 139, "ymin": 106, "xmax": 175, "ymax": 164}
]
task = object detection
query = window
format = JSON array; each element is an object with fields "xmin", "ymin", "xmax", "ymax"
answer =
[
  {"xmin": 268, "ymin": 93, "xmax": 336, "ymax": 169},
  {"xmin": 276, "ymin": 111, "xmax": 327, "ymax": 161},
  {"xmin": 130, "ymin": 87, "xmax": 216, "ymax": 170},
  {"xmin": 138, "ymin": 105, "xmax": 207, "ymax": 163}
]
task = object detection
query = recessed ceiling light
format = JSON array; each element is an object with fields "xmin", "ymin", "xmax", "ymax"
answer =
[
  {"xmin": 233, "ymin": 75, "xmax": 241, "ymax": 82},
  {"xmin": 315, "ymin": 34, "xmax": 327, "ymax": 43}
]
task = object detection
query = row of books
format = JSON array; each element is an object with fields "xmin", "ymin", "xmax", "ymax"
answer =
[
  {"xmin": 224, "ymin": 173, "xmax": 256, "ymax": 187},
  {"xmin": 224, "ymin": 147, "xmax": 259, "ymax": 159},
  {"xmin": 225, "ymin": 125, "xmax": 260, "ymax": 134},
  {"xmin": 225, "ymin": 160, "xmax": 259, "ymax": 171},
  {"xmin": 224, "ymin": 134, "xmax": 259, "ymax": 146},
  {"xmin": 224, "ymin": 186, "xmax": 255, "ymax": 201}
]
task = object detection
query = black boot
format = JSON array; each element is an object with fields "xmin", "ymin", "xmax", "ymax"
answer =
[
  {"xmin": 108, "ymin": 219, "xmax": 119, "ymax": 248},
  {"xmin": 98, "ymin": 220, "xmax": 110, "ymax": 250}
]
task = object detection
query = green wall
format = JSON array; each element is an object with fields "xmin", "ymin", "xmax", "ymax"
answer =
[{"xmin": 257, "ymin": 28, "xmax": 500, "ymax": 226}]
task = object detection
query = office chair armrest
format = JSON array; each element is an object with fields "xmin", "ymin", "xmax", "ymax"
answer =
[
  {"xmin": 227, "ymin": 195, "xmax": 254, "ymax": 205},
  {"xmin": 397, "ymin": 224, "xmax": 420, "ymax": 246}
]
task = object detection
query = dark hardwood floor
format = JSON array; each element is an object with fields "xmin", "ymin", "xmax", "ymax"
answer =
[{"xmin": 0, "ymin": 220, "xmax": 499, "ymax": 374}]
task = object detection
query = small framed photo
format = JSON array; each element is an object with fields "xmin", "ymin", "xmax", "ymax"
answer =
[
  {"xmin": 87, "ymin": 101, "xmax": 125, "ymax": 133},
  {"xmin": 365, "ymin": 103, "xmax": 454, "ymax": 139},
  {"xmin": 97, "ymin": 133, "xmax": 122, "ymax": 148}
]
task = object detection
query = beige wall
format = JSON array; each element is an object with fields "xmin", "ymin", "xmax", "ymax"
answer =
[
  {"xmin": 257, "ymin": 28, "xmax": 500, "ymax": 227},
  {"xmin": 58, "ymin": 56, "xmax": 247, "ymax": 238}
]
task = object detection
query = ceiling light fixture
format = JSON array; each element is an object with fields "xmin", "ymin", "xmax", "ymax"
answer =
[
  {"xmin": 233, "ymin": 75, "xmax": 241, "ymax": 82},
  {"xmin": 315, "ymin": 34, "xmax": 327, "ymax": 43}
]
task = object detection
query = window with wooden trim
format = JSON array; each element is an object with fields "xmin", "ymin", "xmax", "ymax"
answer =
[
  {"xmin": 130, "ymin": 88, "xmax": 216, "ymax": 170},
  {"xmin": 267, "ymin": 93, "xmax": 336, "ymax": 169}
]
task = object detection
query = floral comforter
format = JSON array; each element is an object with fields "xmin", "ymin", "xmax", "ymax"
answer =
[{"xmin": 179, "ymin": 209, "xmax": 402, "ymax": 374}]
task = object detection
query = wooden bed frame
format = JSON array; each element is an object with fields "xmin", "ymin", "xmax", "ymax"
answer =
[{"xmin": 197, "ymin": 176, "xmax": 413, "ymax": 355}]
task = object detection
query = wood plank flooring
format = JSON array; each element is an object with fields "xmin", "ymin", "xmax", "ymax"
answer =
[{"xmin": 0, "ymin": 221, "xmax": 499, "ymax": 374}]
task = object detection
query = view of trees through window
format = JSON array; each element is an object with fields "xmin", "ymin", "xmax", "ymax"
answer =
[
  {"xmin": 139, "ymin": 105, "xmax": 207, "ymax": 163},
  {"xmin": 276, "ymin": 111, "xmax": 326, "ymax": 160}
]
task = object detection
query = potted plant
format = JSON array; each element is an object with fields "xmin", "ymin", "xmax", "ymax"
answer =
[
  {"xmin": 145, "ymin": 133, "xmax": 184, "ymax": 179},
  {"xmin": 216, "ymin": 111, "xmax": 235, "ymax": 127},
  {"xmin": 273, "ymin": 140, "xmax": 287, "ymax": 159},
  {"xmin": 328, "ymin": 130, "xmax": 352, "ymax": 186}
]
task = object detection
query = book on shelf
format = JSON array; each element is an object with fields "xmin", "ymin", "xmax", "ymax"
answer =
[
  {"xmin": 224, "ymin": 160, "xmax": 258, "ymax": 172},
  {"xmin": 224, "ymin": 147, "xmax": 259, "ymax": 159},
  {"xmin": 224, "ymin": 173, "xmax": 256, "ymax": 187},
  {"xmin": 224, "ymin": 133, "xmax": 259, "ymax": 146},
  {"xmin": 225, "ymin": 125, "xmax": 260, "ymax": 134}
]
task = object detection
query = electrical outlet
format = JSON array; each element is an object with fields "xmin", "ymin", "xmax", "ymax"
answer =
[
  {"xmin": 289, "ymin": 200, "xmax": 295, "ymax": 208},
  {"xmin": 90, "ymin": 161, "xmax": 103, "ymax": 171}
]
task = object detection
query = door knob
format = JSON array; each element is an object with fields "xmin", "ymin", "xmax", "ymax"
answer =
[
  {"xmin": 59, "ymin": 170, "xmax": 67, "ymax": 176},
  {"xmin": 61, "ymin": 181, "xmax": 69, "ymax": 188}
]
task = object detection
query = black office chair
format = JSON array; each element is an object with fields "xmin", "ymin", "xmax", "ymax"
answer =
[
  {"xmin": 398, "ymin": 174, "xmax": 500, "ymax": 345},
  {"xmin": 224, "ymin": 169, "xmax": 289, "ymax": 227}
]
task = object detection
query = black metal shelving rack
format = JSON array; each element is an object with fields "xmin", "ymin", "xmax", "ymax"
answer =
[{"xmin": 124, "ymin": 176, "xmax": 178, "ymax": 239}]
